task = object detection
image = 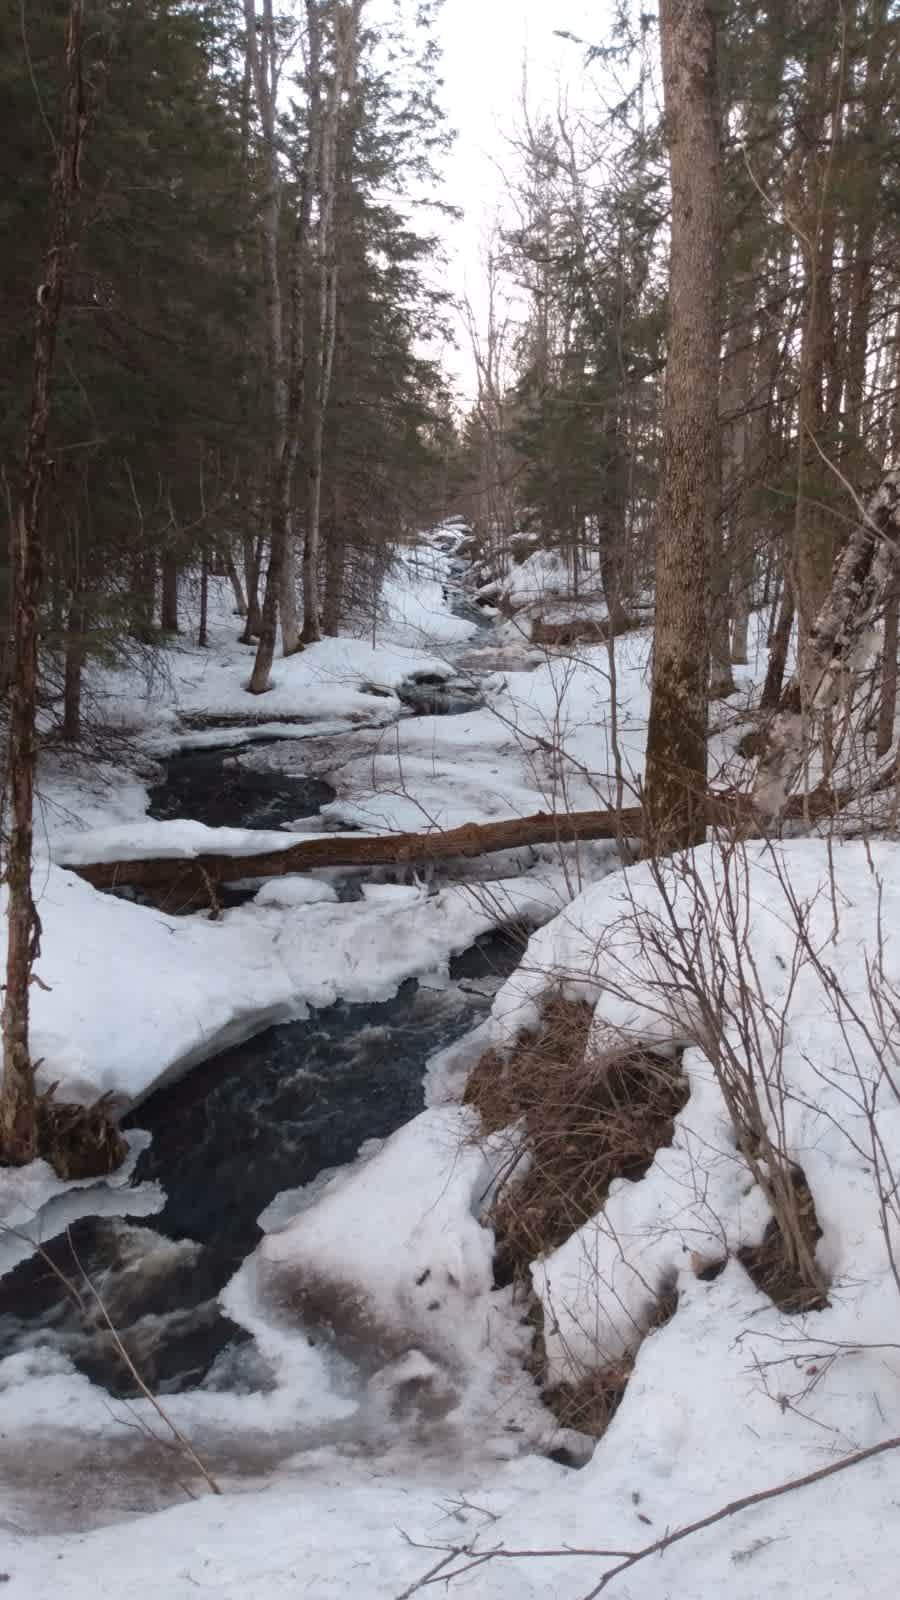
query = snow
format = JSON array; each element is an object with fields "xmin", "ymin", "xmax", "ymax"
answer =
[
  {"xmin": 9, "ymin": 860, "xmax": 562, "ymax": 1111},
  {"xmin": 0, "ymin": 1133, "xmax": 163, "ymax": 1277},
  {"xmin": 378, "ymin": 544, "xmax": 478, "ymax": 646},
  {"xmin": 474, "ymin": 838, "xmax": 900, "ymax": 1383},
  {"xmin": 224, "ymin": 1104, "xmax": 551, "ymax": 1457},
  {"xmin": 52, "ymin": 817, "xmax": 327, "ymax": 864},
  {"xmin": 68, "ymin": 575, "xmax": 466, "ymax": 756},
  {"xmin": 253, "ymin": 874, "xmax": 338, "ymax": 907}
]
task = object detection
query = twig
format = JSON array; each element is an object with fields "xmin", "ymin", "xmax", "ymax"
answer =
[
  {"xmin": 66, "ymin": 1228, "xmax": 222, "ymax": 1496},
  {"xmin": 577, "ymin": 1431, "xmax": 900, "ymax": 1597}
]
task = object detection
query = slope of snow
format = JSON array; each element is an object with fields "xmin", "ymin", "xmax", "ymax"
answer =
[{"xmin": 71, "ymin": 575, "xmax": 465, "ymax": 749}]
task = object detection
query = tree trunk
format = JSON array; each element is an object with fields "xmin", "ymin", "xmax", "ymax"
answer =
[
  {"xmin": 198, "ymin": 551, "xmax": 209, "ymax": 648},
  {"xmin": 130, "ymin": 551, "xmax": 156, "ymax": 642},
  {"xmin": 66, "ymin": 786, "xmax": 837, "ymax": 912},
  {"xmin": 248, "ymin": 508, "xmax": 284, "ymax": 693},
  {"xmin": 244, "ymin": 0, "xmax": 288, "ymax": 687},
  {"xmin": 246, "ymin": 0, "xmax": 325, "ymax": 685},
  {"xmin": 322, "ymin": 517, "xmax": 345, "ymax": 636},
  {"xmin": 225, "ymin": 551, "xmax": 248, "ymax": 618},
  {"xmin": 876, "ymin": 556, "xmax": 899, "ymax": 758},
  {"xmin": 791, "ymin": 8, "xmax": 842, "ymax": 647},
  {"xmin": 644, "ymin": 0, "xmax": 721, "ymax": 851},
  {"xmin": 68, "ymin": 805, "xmax": 651, "ymax": 904},
  {"xmin": 301, "ymin": 0, "xmax": 363, "ymax": 646},
  {"xmin": 710, "ymin": 515, "xmax": 736, "ymax": 697},
  {"xmin": 62, "ymin": 590, "xmax": 86, "ymax": 742},
  {"xmin": 240, "ymin": 533, "xmax": 262, "ymax": 639},
  {"xmin": 160, "ymin": 552, "xmax": 179, "ymax": 633},
  {"xmin": 280, "ymin": 528, "xmax": 301, "ymax": 655},
  {"xmin": 755, "ymin": 469, "xmax": 900, "ymax": 816},
  {"xmin": 760, "ymin": 584, "xmax": 795, "ymax": 710},
  {"xmin": 2, "ymin": 0, "xmax": 85, "ymax": 1166}
]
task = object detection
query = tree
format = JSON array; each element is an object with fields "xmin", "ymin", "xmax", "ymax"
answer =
[
  {"xmin": 643, "ymin": 0, "xmax": 722, "ymax": 851},
  {"xmin": 2, "ymin": 0, "xmax": 85, "ymax": 1165}
]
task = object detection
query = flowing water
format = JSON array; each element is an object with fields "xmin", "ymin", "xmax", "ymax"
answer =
[{"xmin": 0, "ymin": 696, "xmax": 526, "ymax": 1401}]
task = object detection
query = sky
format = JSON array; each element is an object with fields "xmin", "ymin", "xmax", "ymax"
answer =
[{"xmin": 428, "ymin": 0, "xmax": 610, "ymax": 403}]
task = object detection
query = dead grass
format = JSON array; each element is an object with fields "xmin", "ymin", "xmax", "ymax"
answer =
[
  {"xmin": 464, "ymin": 994, "xmax": 688, "ymax": 1443},
  {"xmin": 36, "ymin": 1092, "xmax": 127, "ymax": 1180},
  {"xmin": 738, "ymin": 1166, "xmax": 827, "ymax": 1312},
  {"xmin": 464, "ymin": 994, "xmax": 689, "ymax": 1281}
]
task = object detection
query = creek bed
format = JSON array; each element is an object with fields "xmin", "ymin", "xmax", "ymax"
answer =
[
  {"xmin": 0, "ymin": 931, "xmax": 522, "ymax": 1397},
  {"xmin": 2, "ymin": 718, "xmax": 527, "ymax": 1399}
]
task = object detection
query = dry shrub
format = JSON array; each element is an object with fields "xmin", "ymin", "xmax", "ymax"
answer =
[
  {"xmin": 738, "ymin": 1165, "xmax": 827, "ymax": 1312},
  {"xmin": 539, "ymin": 1282, "xmax": 679, "ymax": 1442},
  {"xmin": 546, "ymin": 1358, "xmax": 634, "ymax": 1437},
  {"xmin": 464, "ymin": 993, "xmax": 689, "ymax": 1280},
  {"xmin": 36, "ymin": 1092, "xmax": 127, "ymax": 1180}
]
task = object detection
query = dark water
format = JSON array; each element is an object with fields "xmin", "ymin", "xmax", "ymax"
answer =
[
  {"xmin": 148, "ymin": 742, "xmax": 335, "ymax": 831},
  {"xmin": 0, "ymin": 929, "xmax": 525, "ymax": 1398}
]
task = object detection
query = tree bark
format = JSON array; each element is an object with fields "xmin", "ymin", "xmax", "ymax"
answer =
[
  {"xmin": 198, "ymin": 551, "xmax": 209, "ymax": 648},
  {"xmin": 301, "ymin": 0, "xmax": 363, "ymax": 645},
  {"xmin": 644, "ymin": 0, "xmax": 721, "ymax": 850},
  {"xmin": 2, "ymin": 0, "xmax": 85, "ymax": 1165},
  {"xmin": 876, "ymin": 555, "xmax": 899, "ymax": 758},
  {"xmin": 755, "ymin": 468, "xmax": 900, "ymax": 815},
  {"xmin": 225, "ymin": 551, "xmax": 248, "ymax": 618},
  {"xmin": 760, "ymin": 584, "xmax": 795, "ymax": 710},
  {"xmin": 240, "ymin": 533, "xmax": 262, "ymax": 639},
  {"xmin": 62, "ymin": 588, "xmax": 87, "ymax": 742},
  {"xmin": 160, "ymin": 552, "xmax": 179, "ymax": 633}
]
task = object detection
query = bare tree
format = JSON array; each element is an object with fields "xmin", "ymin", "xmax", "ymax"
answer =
[
  {"xmin": 2, "ymin": 0, "xmax": 86, "ymax": 1164},
  {"xmin": 643, "ymin": 0, "xmax": 722, "ymax": 851}
]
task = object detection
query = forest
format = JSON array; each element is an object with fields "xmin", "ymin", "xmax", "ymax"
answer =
[{"xmin": 2, "ymin": 2, "xmax": 900, "ymax": 1597}]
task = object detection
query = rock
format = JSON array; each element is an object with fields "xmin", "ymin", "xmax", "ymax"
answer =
[{"xmin": 396, "ymin": 672, "xmax": 485, "ymax": 717}]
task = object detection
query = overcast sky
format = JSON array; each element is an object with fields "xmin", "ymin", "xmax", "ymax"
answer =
[{"xmin": 429, "ymin": 0, "xmax": 608, "ymax": 401}]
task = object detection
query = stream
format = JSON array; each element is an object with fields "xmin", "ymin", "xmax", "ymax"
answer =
[{"xmin": 0, "ymin": 645, "xmax": 526, "ymax": 1403}]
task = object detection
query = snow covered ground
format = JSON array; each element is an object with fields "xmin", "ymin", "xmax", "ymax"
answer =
[
  {"xmin": 4, "ymin": 542, "xmax": 898, "ymax": 1598},
  {"xmin": 7, "ymin": 836, "xmax": 900, "ymax": 1598}
]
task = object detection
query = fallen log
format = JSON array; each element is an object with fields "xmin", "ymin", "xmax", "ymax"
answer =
[
  {"xmin": 62, "ymin": 788, "xmax": 844, "ymax": 913},
  {"xmin": 65, "ymin": 806, "xmax": 646, "ymax": 907},
  {"xmin": 530, "ymin": 614, "xmax": 645, "ymax": 648}
]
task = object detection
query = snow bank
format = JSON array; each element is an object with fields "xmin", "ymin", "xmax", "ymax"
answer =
[
  {"xmin": 479, "ymin": 838, "xmax": 900, "ymax": 1378},
  {"xmin": 52, "ymin": 818, "xmax": 327, "ymax": 865},
  {"xmin": 321, "ymin": 631, "xmax": 655, "ymax": 831},
  {"xmin": 229, "ymin": 1107, "xmax": 500, "ymax": 1374},
  {"xmin": 8, "ymin": 861, "xmax": 562, "ymax": 1111},
  {"xmin": 379, "ymin": 546, "xmax": 477, "ymax": 646}
]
